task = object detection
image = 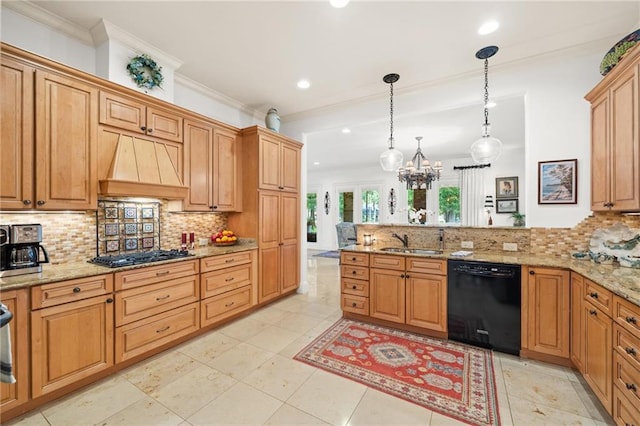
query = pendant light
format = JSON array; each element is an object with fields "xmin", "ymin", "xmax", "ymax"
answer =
[
  {"xmin": 470, "ymin": 46, "xmax": 502, "ymax": 164},
  {"xmin": 379, "ymin": 73, "xmax": 404, "ymax": 171}
]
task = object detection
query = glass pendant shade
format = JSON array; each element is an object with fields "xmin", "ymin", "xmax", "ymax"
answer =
[
  {"xmin": 471, "ymin": 125, "xmax": 502, "ymax": 163},
  {"xmin": 380, "ymin": 139, "xmax": 404, "ymax": 171}
]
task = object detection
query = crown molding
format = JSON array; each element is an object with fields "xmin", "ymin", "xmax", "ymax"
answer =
[{"xmin": 3, "ymin": 0, "xmax": 94, "ymax": 45}]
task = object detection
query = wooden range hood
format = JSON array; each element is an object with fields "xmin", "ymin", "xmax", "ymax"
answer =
[{"xmin": 99, "ymin": 133, "xmax": 188, "ymax": 199}]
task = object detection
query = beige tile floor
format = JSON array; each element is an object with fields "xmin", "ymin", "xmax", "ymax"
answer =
[{"xmin": 8, "ymin": 254, "xmax": 615, "ymax": 426}]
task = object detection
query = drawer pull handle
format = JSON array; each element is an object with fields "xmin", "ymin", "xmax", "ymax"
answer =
[
  {"xmin": 589, "ymin": 292, "xmax": 598, "ymax": 299},
  {"xmin": 156, "ymin": 295, "xmax": 170, "ymax": 301},
  {"xmin": 351, "ymin": 257, "xmax": 357, "ymax": 261},
  {"xmin": 626, "ymin": 347, "xmax": 637, "ymax": 356},
  {"xmin": 106, "ymin": 298, "xmax": 113, "ymax": 304},
  {"xmin": 73, "ymin": 287, "xmax": 81, "ymax": 293},
  {"xmin": 589, "ymin": 310, "xmax": 597, "ymax": 316},
  {"xmin": 156, "ymin": 326, "xmax": 170, "ymax": 333},
  {"xmin": 626, "ymin": 316, "xmax": 638, "ymax": 324},
  {"xmin": 156, "ymin": 271, "xmax": 170, "ymax": 276},
  {"xmin": 352, "ymin": 302, "xmax": 357, "ymax": 307},
  {"xmin": 352, "ymin": 285, "xmax": 357, "ymax": 290},
  {"xmin": 225, "ymin": 259, "xmax": 235, "ymax": 263},
  {"xmin": 352, "ymin": 271, "xmax": 357, "ymax": 274},
  {"xmin": 625, "ymin": 382, "xmax": 637, "ymax": 392},
  {"xmin": 225, "ymin": 301, "xmax": 235, "ymax": 308},
  {"xmin": 225, "ymin": 277, "xmax": 234, "ymax": 282}
]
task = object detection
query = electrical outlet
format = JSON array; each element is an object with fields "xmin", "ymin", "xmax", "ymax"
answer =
[
  {"xmin": 461, "ymin": 241, "xmax": 474, "ymax": 249},
  {"xmin": 503, "ymin": 243, "xmax": 518, "ymax": 251}
]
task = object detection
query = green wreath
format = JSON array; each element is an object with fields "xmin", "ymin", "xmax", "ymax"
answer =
[{"xmin": 126, "ymin": 54, "xmax": 163, "ymax": 90}]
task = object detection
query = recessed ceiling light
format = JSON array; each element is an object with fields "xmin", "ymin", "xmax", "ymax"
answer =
[
  {"xmin": 342, "ymin": 128, "xmax": 351, "ymax": 134},
  {"xmin": 313, "ymin": 161, "xmax": 320, "ymax": 166},
  {"xmin": 297, "ymin": 79, "xmax": 311, "ymax": 89},
  {"xmin": 486, "ymin": 101, "xmax": 496, "ymax": 108},
  {"xmin": 329, "ymin": 0, "xmax": 350, "ymax": 8},
  {"xmin": 478, "ymin": 20, "xmax": 499, "ymax": 35}
]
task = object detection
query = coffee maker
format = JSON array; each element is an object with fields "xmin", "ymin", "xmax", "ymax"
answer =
[{"xmin": 0, "ymin": 224, "xmax": 49, "ymax": 277}]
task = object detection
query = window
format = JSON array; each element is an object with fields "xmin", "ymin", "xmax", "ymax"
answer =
[
  {"xmin": 439, "ymin": 186, "xmax": 461, "ymax": 224},
  {"xmin": 338, "ymin": 191, "xmax": 354, "ymax": 223},
  {"xmin": 306, "ymin": 193, "xmax": 317, "ymax": 242},
  {"xmin": 361, "ymin": 190, "xmax": 379, "ymax": 223}
]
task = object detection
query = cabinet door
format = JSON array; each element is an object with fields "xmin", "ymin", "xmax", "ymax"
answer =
[
  {"xmin": 0, "ymin": 289, "xmax": 29, "ymax": 415},
  {"xmin": 280, "ymin": 193, "xmax": 299, "ymax": 244},
  {"xmin": 525, "ymin": 267, "xmax": 570, "ymax": 358},
  {"xmin": 591, "ymin": 93, "xmax": 610, "ymax": 211},
  {"xmin": 370, "ymin": 268, "xmax": 405, "ymax": 324},
  {"xmin": 31, "ymin": 294, "xmax": 114, "ymax": 397},
  {"xmin": 406, "ymin": 273, "xmax": 446, "ymax": 332},
  {"xmin": 146, "ymin": 106, "xmax": 183, "ymax": 143},
  {"xmin": 281, "ymin": 242, "xmax": 299, "ymax": 294},
  {"xmin": 570, "ymin": 273, "xmax": 585, "ymax": 372},
  {"xmin": 35, "ymin": 70, "xmax": 97, "ymax": 210},
  {"xmin": 212, "ymin": 128, "xmax": 239, "ymax": 211},
  {"xmin": 259, "ymin": 192, "xmax": 280, "ymax": 247},
  {"xmin": 0, "ymin": 57, "xmax": 34, "ymax": 209},
  {"xmin": 183, "ymin": 119, "xmax": 213, "ymax": 211},
  {"xmin": 258, "ymin": 246, "xmax": 280, "ymax": 303},
  {"xmin": 583, "ymin": 301, "xmax": 612, "ymax": 413},
  {"xmin": 99, "ymin": 91, "xmax": 145, "ymax": 135},
  {"xmin": 259, "ymin": 135, "xmax": 281, "ymax": 190},
  {"xmin": 610, "ymin": 68, "xmax": 640, "ymax": 210},
  {"xmin": 281, "ymin": 141, "xmax": 300, "ymax": 192}
]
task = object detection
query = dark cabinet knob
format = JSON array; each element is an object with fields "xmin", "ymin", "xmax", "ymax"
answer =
[
  {"xmin": 212, "ymin": 205, "xmax": 218, "ymax": 210},
  {"xmin": 73, "ymin": 287, "xmax": 81, "ymax": 293},
  {"xmin": 352, "ymin": 285, "xmax": 357, "ymax": 290},
  {"xmin": 625, "ymin": 382, "xmax": 636, "ymax": 391},
  {"xmin": 106, "ymin": 298, "xmax": 113, "ymax": 304},
  {"xmin": 351, "ymin": 257, "xmax": 356, "ymax": 261},
  {"xmin": 589, "ymin": 292, "xmax": 598, "ymax": 299},
  {"xmin": 278, "ymin": 186, "xmax": 284, "ymax": 190},
  {"xmin": 529, "ymin": 270, "xmax": 535, "ymax": 275},
  {"xmin": 141, "ymin": 126, "xmax": 146, "ymax": 131},
  {"xmin": 147, "ymin": 128, "xmax": 153, "ymax": 133},
  {"xmin": 36, "ymin": 200, "xmax": 45, "ymax": 206},
  {"xmin": 590, "ymin": 309, "xmax": 597, "ymax": 316},
  {"xmin": 626, "ymin": 316, "xmax": 638, "ymax": 324},
  {"xmin": 23, "ymin": 200, "xmax": 31, "ymax": 205},
  {"xmin": 352, "ymin": 270, "xmax": 357, "ymax": 274},
  {"xmin": 626, "ymin": 347, "xmax": 637, "ymax": 356},
  {"xmin": 352, "ymin": 302, "xmax": 357, "ymax": 307}
]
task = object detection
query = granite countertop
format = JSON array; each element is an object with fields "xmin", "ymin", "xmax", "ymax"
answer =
[
  {"xmin": 341, "ymin": 245, "xmax": 640, "ymax": 307},
  {"xmin": 0, "ymin": 240, "xmax": 258, "ymax": 291}
]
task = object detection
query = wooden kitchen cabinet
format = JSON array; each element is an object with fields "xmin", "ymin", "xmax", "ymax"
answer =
[
  {"xmin": 0, "ymin": 289, "xmax": 29, "ymax": 417},
  {"xmin": 406, "ymin": 272, "xmax": 447, "ymax": 332},
  {"xmin": 31, "ymin": 288, "xmax": 114, "ymax": 397},
  {"xmin": 257, "ymin": 133, "xmax": 300, "ymax": 192},
  {"xmin": 183, "ymin": 119, "xmax": 241, "ymax": 212},
  {"xmin": 612, "ymin": 295, "xmax": 640, "ymax": 424},
  {"xmin": 340, "ymin": 252, "xmax": 370, "ymax": 316},
  {"xmin": 370, "ymin": 267, "xmax": 405, "ymax": 323},
  {"xmin": 99, "ymin": 90, "xmax": 183, "ymax": 143},
  {"xmin": 583, "ymin": 297, "xmax": 613, "ymax": 413},
  {"xmin": 522, "ymin": 267, "xmax": 570, "ymax": 360},
  {"xmin": 586, "ymin": 43, "xmax": 640, "ymax": 212},
  {"xmin": 570, "ymin": 272, "xmax": 585, "ymax": 372}
]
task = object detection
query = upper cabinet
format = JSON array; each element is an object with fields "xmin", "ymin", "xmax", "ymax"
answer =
[
  {"xmin": 99, "ymin": 91, "xmax": 183, "ymax": 143},
  {"xmin": 257, "ymin": 132, "xmax": 300, "ymax": 192},
  {"xmin": 0, "ymin": 55, "xmax": 98, "ymax": 211},
  {"xmin": 586, "ymin": 44, "xmax": 640, "ymax": 212}
]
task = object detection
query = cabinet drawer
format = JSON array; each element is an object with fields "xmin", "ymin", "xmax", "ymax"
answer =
[
  {"xmin": 200, "ymin": 250, "xmax": 253, "ymax": 272},
  {"xmin": 613, "ymin": 385, "xmax": 640, "ymax": 426},
  {"xmin": 406, "ymin": 257, "xmax": 447, "ymax": 275},
  {"xmin": 32, "ymin": 274, "xmax": 113, "ymax": 309},
  {"xmin": 370, "ymin": 254, "xmax": 405, "ymax": 271},
  {"xmin": 201, "ymin": 285, "xmax": 252, "ymax": 327},
  {"xmin": 584, "ymin": 279, "xmax": 612, "ymax": 316},
  {"xmin": 613, "ymin": 351, "xmax": 640, "ymax": 407},
  {"xmin": 115, "ymin": 275, "xmax": 200, "ymax": 326},
  {"xmin": 115, "ymin": 259, "xmax": 199, "ymax": 291},
  {"xmin": 614, "ymin": 323, "xmax": 640, "ymax": 371},
  {"xmin": 341, "ymin": 277, "xmax": 369, "ymax": 297},
  {"xmin": 115, "ymin": 302, "xmax": 199, "ymax": 363},
  {"xmin": 341, "ymin": 294, "xmax": 369, "ymax": 315},
  {"xmin": 340, "ymin": 265, "xmax": 369, "ymax": 281},
  {"xmin": 614, "ymin": 296, "xmax": 640, "ymax": 340},
  {"xmin": 340, "ymin": 251, "xmax": 369, "ymax": 267},
  {"xmin": 201, "ymin": 264, "xmax": 252, "ymax": 298}
]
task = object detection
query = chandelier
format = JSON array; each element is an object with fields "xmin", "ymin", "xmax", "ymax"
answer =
[
  {"xmin": 379, "ymin": 73, "xmax": 404, "ymax": 171},
  {"xmin": 470, "ymin": 45, "xmax": 503, "ymax": 164},
  {"xmin": 398, "ymin": 137, "xmax": 442, "ymax": 190}
]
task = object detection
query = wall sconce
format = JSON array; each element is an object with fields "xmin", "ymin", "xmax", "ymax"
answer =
[
  {"xmin": 363, "ymin": 234, "xmax": 373, "ymax": 246},
  {"xmin": 484, "ymin": 195, "xmax": 494, "ymax": 226}
]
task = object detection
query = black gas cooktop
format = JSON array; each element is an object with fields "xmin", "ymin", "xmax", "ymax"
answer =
[{"xmin": 89, "ymin": 249, "xmax": 192, "ymax": 268}]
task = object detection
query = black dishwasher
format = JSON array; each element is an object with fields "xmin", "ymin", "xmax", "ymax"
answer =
[{"xmin": 447, "ymin": 260, "xmax": 521, "ymax": 355}]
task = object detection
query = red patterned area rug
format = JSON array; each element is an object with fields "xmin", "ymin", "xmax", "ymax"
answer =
[{"xmin": 294, "ymin": 318, "xmax": 500, "ymax": 426}]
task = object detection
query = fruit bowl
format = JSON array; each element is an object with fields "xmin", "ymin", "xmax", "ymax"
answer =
[{"xmin": 213, "ymin": 240, "xmax": 238, "ymax": 247}]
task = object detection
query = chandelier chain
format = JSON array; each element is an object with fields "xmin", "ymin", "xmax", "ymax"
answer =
[
  {"xmin": 483, "ymin": 58, "xmax": 489, "ymax": 126},
  {"xmin": 389, "ymin": 81, "xmax": 394, "ymax": 142}
]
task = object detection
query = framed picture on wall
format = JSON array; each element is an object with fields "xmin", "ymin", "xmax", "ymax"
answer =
[
  {"xmin": 496, "ymin": 199, "xmax": 518, "ymax": 213},
  {"xmin": 495, "ymin": 176, "xmax": 518, "ymax": 199},
  {"xmin": 538, "ymin": 159, "xmax": 578, "ymax": 204}
]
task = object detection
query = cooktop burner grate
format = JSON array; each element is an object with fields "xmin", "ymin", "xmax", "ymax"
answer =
[{"xmin": 89, "ymin": 249, "xmax": 192, "ymax": 268}]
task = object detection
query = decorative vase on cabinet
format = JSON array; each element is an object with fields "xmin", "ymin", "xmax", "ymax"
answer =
[{"xmin": 265, "ymin": 108, "xmax": 280, "ymax": 132}]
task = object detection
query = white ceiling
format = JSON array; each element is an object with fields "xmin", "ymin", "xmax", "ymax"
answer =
[{"xmin": 15, "ymin": 1, "xmax": 639, "ymax": 171}]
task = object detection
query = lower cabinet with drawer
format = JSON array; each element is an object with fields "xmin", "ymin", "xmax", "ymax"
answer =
[
  {"xmin": 31, "ymin": 275, "xmax": 114, "ymax": 397},
  {"xmin": 612, "ymin": 295, "xmax": 640, "ymax": 426},
  {"xmin": 200, "ymin": 249, "xmax": 257, "ymax": 327},
  {"xmin": 340, "ymin": 251, "xmax": 370, "ymax": 315}
]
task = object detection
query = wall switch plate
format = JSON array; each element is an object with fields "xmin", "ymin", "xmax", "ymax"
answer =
[
  {"xmin": 461, "ymin": 241, "xmax": 474, "ymax": 249},
  {"xmin": 503, "ymin": 243, "xmax": 518, "ymax": 251}
]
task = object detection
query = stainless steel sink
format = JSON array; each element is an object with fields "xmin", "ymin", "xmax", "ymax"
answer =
[{"xmin": 379, "ymin": 247, "xmax": 443, "ymax": 255}]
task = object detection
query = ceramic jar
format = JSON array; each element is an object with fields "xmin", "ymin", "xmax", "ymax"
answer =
[{"xmin": 265, "ymin": 108, "xmax": 281, "ymax": 132}]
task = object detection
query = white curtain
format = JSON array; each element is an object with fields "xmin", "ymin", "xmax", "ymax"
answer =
[{"xmin": 459, "ymin": 168, "xmax": 486, "ymax": 226}]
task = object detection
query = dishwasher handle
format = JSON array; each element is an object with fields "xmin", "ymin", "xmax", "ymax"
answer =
[{"xmin": 452, "ymin": 265, "xmax": 516, "ymax": 279}]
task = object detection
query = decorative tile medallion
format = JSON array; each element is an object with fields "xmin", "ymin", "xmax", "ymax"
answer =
[
  {"xmin": 124, "ymin": 238, "xmax": 138, "ymax": 251},
  {"xmin": 105, "ymin": 207, "xmax": 118, "ymax": 219},
  {"xmin": 124, "ymin": 207, "xmax": 137, "ymax": 219},
  {"xmin": 142, "ymin": 223, "xmax": 154, "ymax": 233},
  {"xmin": 142, "ymin": 237, "xmax": 155, "ymax": 249},
  {"xmin": 105, "ymin": 240, "xmax": 119, "ymax": 252},
  {"xmin": 104, "ymin": 223, "xmax": 118, "ymax": 236},
  {"xmin": 142, "ymin": 208, "xmax": 154, "ymax": 219},
  {"xmin": 124, "ymin": 223, "xmax": 137, "ymax": 235}
]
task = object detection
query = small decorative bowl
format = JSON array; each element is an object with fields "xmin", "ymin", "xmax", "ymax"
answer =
[{"xmin": 213, "ymin": 240, "xmax": 238, "ymax": 247}]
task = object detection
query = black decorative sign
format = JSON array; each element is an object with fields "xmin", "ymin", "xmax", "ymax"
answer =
[
  {"xmin": 324, "ymin": 191, "xmax": 331, "ymax": 215},
  {"xmin": 388, "ymin": 188, "xmax": 397, "ymax": 215}
]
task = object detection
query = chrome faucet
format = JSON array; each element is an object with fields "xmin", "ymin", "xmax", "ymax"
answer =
[
  {"xmin": 392, "ymin": 233, "xmax": 409, "ymax": 248},
  {"xmin": 439, "ymin": 228, "xmax": 445, "ymax": 251}
]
